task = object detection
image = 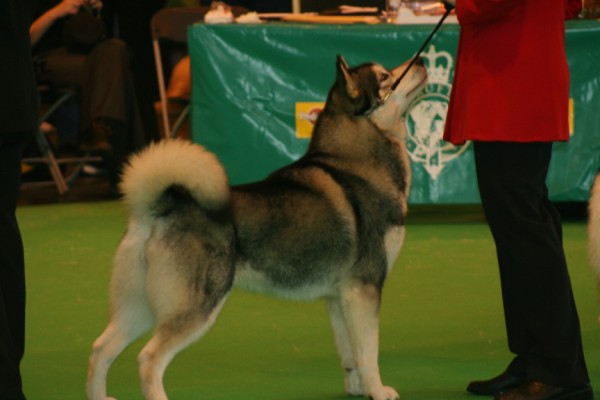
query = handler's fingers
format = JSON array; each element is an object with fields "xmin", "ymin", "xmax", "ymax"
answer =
[
  {"xmin": 88, "ymin": 0, "xmax": 104, "ymax": 11},
  {"xmin": 443, "ymin": 0, "xmax": 455, "ymax": 10}
]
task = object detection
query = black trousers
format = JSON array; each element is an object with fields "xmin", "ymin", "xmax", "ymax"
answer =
[
  {"xmin": 474, "ymin": 141, "xmax": 589, "ymax": 387},
  {"xmin": 0, "ymin": 131, "xmax": 32, "ymax": 400}
]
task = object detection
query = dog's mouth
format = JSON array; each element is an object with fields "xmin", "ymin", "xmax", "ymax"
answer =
[
  {"xmin": 407, "ymin": 74, "xmax": 428, "ymax": 97},
  {"xmin": 379, "ymin": 60, "xmax": 428, "ymax": 104}
]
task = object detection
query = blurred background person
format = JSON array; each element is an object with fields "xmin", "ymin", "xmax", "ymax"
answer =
[
  {"xmin": 0, "ymin": 1, "xmax": 38, "ymax": 398},
  {"xmin": 31, "ymin": 0, "xmax": 149, "ymax": 194}
]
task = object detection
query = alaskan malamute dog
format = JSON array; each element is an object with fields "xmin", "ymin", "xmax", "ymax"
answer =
[
  {"xmin": 87, "ymin": 55, "xmax": 428, "ymax": 400},
  {"xmin": 588, "ymin": 173, "xmax": 600, "ymax": 321}
]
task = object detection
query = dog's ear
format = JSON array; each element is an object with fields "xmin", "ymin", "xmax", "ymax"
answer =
[{"xmin": 336, "ymin": 55, "xmax": 360, "ymax": 100}]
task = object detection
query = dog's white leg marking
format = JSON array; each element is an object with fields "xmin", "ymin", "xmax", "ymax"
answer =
[
  {"xmin": 138, "ymin": 297, "xmax": 228, "ymax": 400},
  {"xmin": 587, "ymin": 174, "xmax": 600, "ymax": 322},
  {"xmin": 340, "ymin": 283, "xmax": 399, "ymax": 400},
  {"xmin": 87, "ymin": 225, "xmax": 154, "ymax": 400},
  {"xmin": 327, "ymin": 299, "xmax": 363, "ymax": 396},
  {"xmin": 596, "ymin": 281, "xmax": 600, "ymax": 323},
  {"xmin": 384, "ymin": 226, "xmax": 405, "ymax": 276},
  {"xmin": 87, "ymin": 316, "xmax": 153, "ymax": 400}
]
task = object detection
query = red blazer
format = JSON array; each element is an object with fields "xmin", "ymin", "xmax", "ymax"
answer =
[{"xmin": 443, "ymin": 0, "xmax": 574, "ymax": 145}]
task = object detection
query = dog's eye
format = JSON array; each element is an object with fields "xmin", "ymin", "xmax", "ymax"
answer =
[{"xmin": 380, "ymin": 73, "xmax": 390, "ymax": 82}]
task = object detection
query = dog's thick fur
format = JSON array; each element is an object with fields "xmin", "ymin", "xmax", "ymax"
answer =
[
  {"xmin": 588, "ymin": 173, "xmax": 600, "ymax": 321},
  {"xmin": 86, "ymin": 55, "xmax": 428, "ymax": 400}
]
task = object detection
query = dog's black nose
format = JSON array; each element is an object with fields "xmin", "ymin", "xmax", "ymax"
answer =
[{"xmin": 414, "ymin": 56, "xmax": 425, "ymax": 66}]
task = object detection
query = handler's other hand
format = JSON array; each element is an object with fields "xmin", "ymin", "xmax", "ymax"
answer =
[
  {"xmin": 52, "ymin": 0, "xmax": 85, "ymax": 18},
  {"xmin": 86, "ymin": 0, "xmax": 103, "ymax": 12},
  {"xmin": 443, "ymin": 0, "xmax": 455, "ymax": 11}
]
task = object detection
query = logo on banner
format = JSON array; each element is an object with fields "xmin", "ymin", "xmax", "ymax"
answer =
[
  {"xmin": 404, "ymin": 45, "xmax": 469, "ymax": 180},
  {"xmin": 295, "ymin": 102, "xmax": 324, "ymax": 139},
  {"xmin": 569, "ymin": 98, "xmax": 574, "ymax": 136}
]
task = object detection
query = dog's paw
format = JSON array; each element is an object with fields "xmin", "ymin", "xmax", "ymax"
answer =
[{"xmin": 368, "ymin": 385, "xmax": 399, "ymax": 400}]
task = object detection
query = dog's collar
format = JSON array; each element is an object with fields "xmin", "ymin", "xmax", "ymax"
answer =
[
  {"xmin": 378, "ymin": 56, "xmax": 418, "ymax": 108},
  {"xmin": 364, "ymin": 96, "xmax": 385, "ymax": 116},
  {"xmin": 381, "ymin": 89, "xmax": 394, "ymax": 104}
]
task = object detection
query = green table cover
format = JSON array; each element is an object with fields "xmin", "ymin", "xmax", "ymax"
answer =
[{"xmin": 189, "ymin": 20, "xmax": 600, "ymax": 204}]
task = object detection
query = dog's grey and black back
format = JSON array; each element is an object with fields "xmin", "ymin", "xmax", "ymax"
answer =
[
  {"xmin": 87, "ymin": 55, "xmax": 427, "ymax": 400},
  {"xmin": 232, "ymin": 56, "xmax": 410, "ymax": 298}
]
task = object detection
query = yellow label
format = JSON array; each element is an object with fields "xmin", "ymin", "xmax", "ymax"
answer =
[
  {"xmin": 569, "ymin": 98, "xmax": 574, "ymax": 136},
  {"xmin": 295, "ymin": 102, "xmax": 325, "ymax": 139}
]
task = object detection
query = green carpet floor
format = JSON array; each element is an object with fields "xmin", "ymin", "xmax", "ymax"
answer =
[{"xmin": 16, "ymin": 202, "xmax": 600, "ymax": 399}]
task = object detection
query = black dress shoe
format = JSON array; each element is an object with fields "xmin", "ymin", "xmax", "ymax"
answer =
[
  {"xmin": 494, "ymin": 381, "xmax": 593, "ymax": 400},
  {"xmin": 467, "ymin": 371, "xmax": 525, "ymax": 396}
]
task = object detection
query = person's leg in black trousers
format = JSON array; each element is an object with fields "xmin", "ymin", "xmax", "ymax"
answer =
[
  {"xmin": 0, "ymin": 131, "xmax": 32, "ymax": 400},
  {"xmin": 473, "ymin": 141, "xmax": 589, "ymax": 387}
]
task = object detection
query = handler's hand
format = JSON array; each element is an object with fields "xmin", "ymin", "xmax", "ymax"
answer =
[
  {"xmin": 86, "ymin": 0, "xmax": 103, "ymax": 12},
  {"xmin": 50, "ymin": 0, "xmax": 85, "ymax": 19},
  {"xmin": 443, "ymin": 0, "xmax": 455, "ymax": 11}
]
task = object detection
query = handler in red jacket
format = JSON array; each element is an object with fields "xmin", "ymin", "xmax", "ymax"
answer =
[{"xmin": 443, "ymin": 1, "xmax": 592, "ymax": 400}]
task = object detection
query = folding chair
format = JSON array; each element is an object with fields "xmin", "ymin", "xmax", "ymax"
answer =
[
  {"xmin": 151, "ymin": 6, "xmax": 248, "ymax": 139},
  {"xmin": 21, "ymin": 86, "xmax": 102, "ymax": 195}
]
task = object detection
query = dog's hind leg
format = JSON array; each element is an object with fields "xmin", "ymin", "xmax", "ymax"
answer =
[
  {"xmin": 138, "ymin": 297, "xmax": 228, "ymax": 400},
  {"xmin": 87, "ymin": 314, "xmax": 153, "ymax": 400},
  {"xmin": 339, "ymin": 282, "xmax": 399, "ymax": 400},
  {"xmin": 136, "ymin": 220, "xmax": 234, "ymax": 399},
  {"xmin": 87, "ymin": 226, "xmax": 155, "ymax": 400},
  {"xmin": 327, "ymin": 299, "xmax": 363, "ymax": 396}
]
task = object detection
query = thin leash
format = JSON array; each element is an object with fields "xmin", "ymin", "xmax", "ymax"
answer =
[{"xmin": 381, "ymin": 2, "xmax": 454, "ymax": 103}]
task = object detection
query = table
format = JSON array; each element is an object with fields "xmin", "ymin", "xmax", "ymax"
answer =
[{"xmin": 189, "ymin": 20, "xmax": 600, "ymax": 204}]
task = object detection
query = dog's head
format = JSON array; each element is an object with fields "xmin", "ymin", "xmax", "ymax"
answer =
[
  {"xmin": 369, "ymin": 56, "xmax": 428, "ymax": 134},
  {"xmin": 327, "ymin": 56, "xmax": 394, "ymax": 116},
  {"xmin": 327, "ymin": 55, "xmax": 427, "ymax": 134}
]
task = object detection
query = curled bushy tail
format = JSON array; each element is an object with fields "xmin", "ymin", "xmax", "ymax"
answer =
[{"xmin": 119, "ymin": 140, "xmax": 230, "ymax": 219}]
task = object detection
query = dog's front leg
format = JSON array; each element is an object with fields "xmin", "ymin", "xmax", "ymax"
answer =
[
  {"xmin": 340, "ymin": 283, "xmax": 399, "ymax": 400},
  {"xmin": 327, "ymin": 299, "xmax": 363, "ymax": 396}
]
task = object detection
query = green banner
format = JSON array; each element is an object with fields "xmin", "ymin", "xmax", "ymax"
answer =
[{"xmin": 189, "ymin": 20, "xmax": 600, "ymax": 204}]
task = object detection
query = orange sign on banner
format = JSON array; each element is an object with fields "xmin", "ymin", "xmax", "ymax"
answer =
[
  {"xmin": 295, "ymin": 102, "xmax": 324, "ymax": 139},
  {"xmin": 569, "ymin": 98, "xmax": 574, "ymax": 136}
]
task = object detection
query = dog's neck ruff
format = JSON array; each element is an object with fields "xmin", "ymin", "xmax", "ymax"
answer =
[{"xmin": 363, "ymin": 97, "xmax": 386, "ymax": 116}]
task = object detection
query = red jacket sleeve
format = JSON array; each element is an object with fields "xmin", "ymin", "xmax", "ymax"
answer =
[
  {"xmin": 457, "ymin": 0, "xmax": 582, "ymax": 23},
  {"xmin": 565, "ymin": 0, "xmax": 582, "ymax": 19},
  {"xmin": 456, "ymin": 0, "xmax": 524, "ymax": 25}
]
